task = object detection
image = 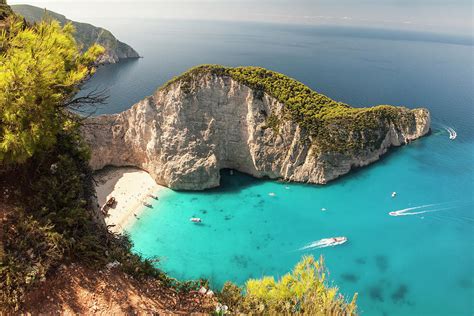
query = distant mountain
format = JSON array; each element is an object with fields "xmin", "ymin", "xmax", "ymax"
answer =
[{"xmin": 11, "ymin": 4, "xmax": 139, "ymax": 64}]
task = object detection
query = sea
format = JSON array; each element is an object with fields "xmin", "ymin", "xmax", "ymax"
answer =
[{"xmin": 82, "ymin": 19, "xmax": 474, "ymax": 315}]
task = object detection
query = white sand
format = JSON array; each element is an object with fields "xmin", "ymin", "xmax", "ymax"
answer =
[{"xmin": 94, "ymin": 167, "xmax": 165, "ymax": 233}]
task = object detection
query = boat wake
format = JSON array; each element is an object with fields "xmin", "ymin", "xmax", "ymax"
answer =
[
  {"xmin": 389, "ymin": 203, "xmax": 458, "ymax": 217},
  {"xmin": 299, "ymin": 237, "xmax": 347, "ymax": 250},
  {"xmin": 389, "ymin": 204, "xmax": 438, "ymax": 216},
  {"xmin": 430, "ymin": 214, "xmax": 474, "ymax": 225},
  {"xmin": 444, "ymin": 126, "xmax": 457, "ymax": 140}
]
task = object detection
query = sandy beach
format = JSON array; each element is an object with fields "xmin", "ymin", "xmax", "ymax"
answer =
[{"xmin": 94, "ymin": 167, "xmax": 165, "ymax": 233}]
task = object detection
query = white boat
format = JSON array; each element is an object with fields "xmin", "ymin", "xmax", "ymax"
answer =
[
  {"xmin": 392, "ymin": 192, "xmax": 397, "ymax": 198},
  {"xmin": 446, "ymin": 127, "xmax": 457, "ymax": 140},
  {"xmin": 190, "ymin": 217, "xmax": 202, "ymax": 223},
  {"xmin": 300, "ymin": 237, "xmax": 347, "ymax": 250}
]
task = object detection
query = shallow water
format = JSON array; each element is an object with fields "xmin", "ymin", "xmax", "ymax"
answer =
[
  {"xmin": 83, "ymin": 19, "xmax": 474, "ymax": 315},
  {"xmin": 129, "ymin": 132, "xmax": 473, "ymax": 315}
]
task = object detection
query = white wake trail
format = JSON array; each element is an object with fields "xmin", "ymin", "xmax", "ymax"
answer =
[
  {"xmin": 389, "ymin": 204, "xmax": 438, "ymax": 216},
  {"xmin": 390, "ymin": 205, "xmax": 457, "ymax": 217},
  {"xmin": 443, "ymin": 126, "xmax": 457, "ymax": 140},
  {"xmin": 299, "ymin": 237, "xmax": 347, "ymax": 250}
]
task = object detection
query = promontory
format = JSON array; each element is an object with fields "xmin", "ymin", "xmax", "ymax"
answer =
[
  {"xmin": 82, "ymin": 65, "xmax": 430, "ymax": 190},
  {"xmin": 11, "ymin": 4, "xmax": 139, "ymax": 64}
]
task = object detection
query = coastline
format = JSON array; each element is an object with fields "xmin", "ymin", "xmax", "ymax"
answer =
[{"xmin": 94, "ymin": 167, "xmax": 165, "ymax": 233}]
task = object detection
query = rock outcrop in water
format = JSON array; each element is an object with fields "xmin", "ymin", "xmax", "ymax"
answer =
[{"xmin": 82, "ymin": 66, "xmax": 430, "ymax": 190}]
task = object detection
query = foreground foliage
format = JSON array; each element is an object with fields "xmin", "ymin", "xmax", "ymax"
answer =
[
  {"xmin": 0, "ymin": 15, "xmax": 104, "ymax": 164},
  {"xmin": 218, "ymin": 256, "xmax": 357, "ymax": 315},
  {"xmin": 0, "ymin": 129, "xmax": 207, "ymax": 310},
  {"xmin": 0, "ymin": 0, "xmax": 11, "ymax": 19}
]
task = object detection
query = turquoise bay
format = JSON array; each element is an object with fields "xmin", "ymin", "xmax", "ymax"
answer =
[
  {"xmin": 83, "ymin": 19, "xmax": 474, "ymax": 315},
  {"xmin": 129, "ymin": 132, "xmax": 473, "ymax": 315}
]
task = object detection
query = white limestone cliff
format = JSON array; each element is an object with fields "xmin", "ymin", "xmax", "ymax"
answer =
[{"xmin": 82, "ymin": 72, "xmax": 430, "ymax": 190}]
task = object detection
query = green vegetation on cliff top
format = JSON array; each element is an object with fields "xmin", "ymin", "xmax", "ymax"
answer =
[{"xmin": 164, "ymin": 64, "xmax": 420, "ymax": 153}]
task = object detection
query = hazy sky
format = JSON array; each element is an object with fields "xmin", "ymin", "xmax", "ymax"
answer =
[{"xmin": 8, "ymin": 0, "xmax": 473, "ymax": 35}]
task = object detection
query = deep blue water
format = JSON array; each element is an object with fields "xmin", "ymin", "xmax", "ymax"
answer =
[{"xmin": 84, "ymin": 19, "xmax": 474, "ymax": 315}]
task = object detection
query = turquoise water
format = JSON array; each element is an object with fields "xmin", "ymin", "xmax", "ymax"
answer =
[
  {"xmin": 129, "ymin": 129, "xmax": 473, "ymax": 315},
  {"xmin": 81, "ymin": 18, "xmax": 474, "ymax": 315}
]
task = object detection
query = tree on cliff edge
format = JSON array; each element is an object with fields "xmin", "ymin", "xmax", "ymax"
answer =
[
  {"xmin": 0, "ymin": 16, "xmax": 105, "ymax": 164},
  {"xmin": 0, "ymin": 0, "xmax": 12, "ymax": 19}
]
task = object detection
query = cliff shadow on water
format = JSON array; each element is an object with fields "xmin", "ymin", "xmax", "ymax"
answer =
[
  {"xmin": 320, "ymin": 137, "xmax": 423, "ymax": 188},
  {"xmin": 210, "ymin": 130, "xmax": 430, "ymax": 192},
  {"xmin": 181, "ymin": 169, "xmax": 266, "ymax": 195}
]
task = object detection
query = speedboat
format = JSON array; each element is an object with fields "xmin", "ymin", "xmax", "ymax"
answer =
[
  {"xmin": 446, "ymin": 127, "xmax": 457, "ymax": 140},
  {"xmin": 300, "ymin": 237, "xmax": 347, "ymax": 250},
  {"xmin": 391, "ymin": 192, "xmax": 397, "ymax": 198},
  {"xmin": 327, "ymin": 237, "xmax": 347, "ymax": 246},
  {"xmin": 190, "ymin": 217, "xmax": 202, "ymax": 223}
]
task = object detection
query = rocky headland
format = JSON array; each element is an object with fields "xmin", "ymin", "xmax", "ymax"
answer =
[
  {"xmin": 82, "ymin": 65, "xmax": 430, "ymax": 190},
  {"xmin": 11, "ymin": 4, "xmax": 139, "ymax": 64}
]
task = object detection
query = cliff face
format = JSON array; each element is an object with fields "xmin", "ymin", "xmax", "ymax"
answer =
[
  {"xmin": 11, "ymin": 5, "xmax": 139, "ymax": 64},
  {"xmin": 82, "ymin": 69, "xmax": 430, "ymax": 190}
]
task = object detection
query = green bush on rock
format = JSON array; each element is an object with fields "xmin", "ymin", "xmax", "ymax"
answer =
[{"xmin": 218, "ymin": 256, "xmax": 358, "ymax": 315}]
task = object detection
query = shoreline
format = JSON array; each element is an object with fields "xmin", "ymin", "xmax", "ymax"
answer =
[{"xmin": 94, "ymin": 167, "xmax": 165, "ymax": 233}]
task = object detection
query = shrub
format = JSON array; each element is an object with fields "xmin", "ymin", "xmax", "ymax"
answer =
[
  {"xmin": 0, "ymin": 15, "xmax": 104, "ymax": 164},
  {"xmin": 1, "ymin": 210, "xmax": 66, "ymax": 309},
  {"xmin": 219, "ymin": 256, "xmax": 358, "ymax": 315}
]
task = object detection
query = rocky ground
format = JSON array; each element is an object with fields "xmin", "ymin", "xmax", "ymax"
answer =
[{"xmin": 22, "ymin": 264, "xmax": 217, "ymax": 315}]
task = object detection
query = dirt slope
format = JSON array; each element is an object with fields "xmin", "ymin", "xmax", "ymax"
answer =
[{"xmin": 22, "ymin": 264, "xmax": 217, "ymax": 315}]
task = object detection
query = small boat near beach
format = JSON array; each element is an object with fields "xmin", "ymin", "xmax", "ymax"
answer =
[
  {"xmin": 143, "ymin": 202, "xmax": 153, "ymax": 208},
  {"xmin": 147, "ymin": 194, "xmax": 159, "ymax": 200},
  {"xmin": 101, "ymin": 197, "xmax": 117, "ymax": 213},
  {"xmin": 190, "ymin": 217, "xmax": 202, "ymax": 223},
  {"xmin": 106, "ymin": 197, "xmax": 116, "ymax": 207}
]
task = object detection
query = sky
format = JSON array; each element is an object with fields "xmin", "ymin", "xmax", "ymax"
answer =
[{"xmin": 7, "ymin": 0, "xmax": 474, "ymax": 36}]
